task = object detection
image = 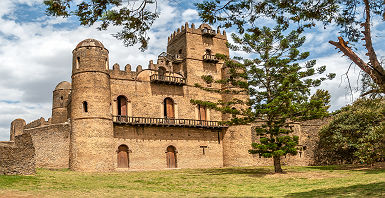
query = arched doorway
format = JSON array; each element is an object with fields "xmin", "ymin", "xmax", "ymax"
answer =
[
  {"xmin": 117, "ymin": 95, "xmax": 128, "ymax": 121},
  {"xmin": 158, "ymin": 67, "xmax": 166, "ymax": 80},
  {"xmin": 164, "ymin": 98, "xmax": 175, "ymax": 119},
  {"xmin": 166, "ymin": 146, "xmax": 177, "ymax": 168},
  {"xmin": 117, "ymin": 145, "xmax": 129, "ymax": 168}
]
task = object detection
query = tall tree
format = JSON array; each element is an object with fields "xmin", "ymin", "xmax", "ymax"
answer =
[
  {"xmin": 44, "ymin": 0, "xmax": 159, "ymax": 50},
  {"xmin": 196, "ymin": 0, "xmax": 385, "ymax": 95},
  {"xmin": 192, "ymin": 26, "xmax": 335, "ymax": 173}
]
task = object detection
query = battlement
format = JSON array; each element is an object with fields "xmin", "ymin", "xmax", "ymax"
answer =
[
  {"xmin": 109, "ymin": 63, "xmax": 142, "ymax": 80},
  {"xmin": 168, "ymin": 22, "xmax": 227, "ymax": 44},
  {"xmin": 24, "ymin": 117, "xmax": 50, "ymax": 129}
]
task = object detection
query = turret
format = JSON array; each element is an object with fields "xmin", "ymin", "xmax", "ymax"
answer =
[
  {"xmin": 10, "ymin": 118, "xmax": 26, "ymax": 141},
  {"xmin": 51, "ymin": 81, "xmax": 71, "ymax": 124},
  {"xmin": 70, "ymin": 39, "xmax": 114, "ymax": 172}
]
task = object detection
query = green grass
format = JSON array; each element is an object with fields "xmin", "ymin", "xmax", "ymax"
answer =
[{"xmin": 0, "ymin": 166, "xmax": 384, "ymax": 197}]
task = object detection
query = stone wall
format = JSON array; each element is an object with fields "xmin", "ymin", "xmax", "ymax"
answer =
[
  {"xmin": 0, "ymin": 134, "xmax": 35, "ymax": 175},
  {"xmin": 24, "ymin": 117, "xmax": 50, "ymax": 129},
  {"xmin": 222, "ymin": 118, "xmax": 331, "ymax": 167},
  {"xmin": 24, "ymin": 123, "xmax": 70, "ymax": 169},
  {"xmin": 113, "ymin": 125, "xmax": 223, "ymax": 170}
]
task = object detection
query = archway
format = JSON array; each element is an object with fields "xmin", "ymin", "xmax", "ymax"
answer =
[
  {"xmin": 117, "ymin": 95, "xmax": 128, "ymax": 121},
  {"xmin": 117, "ymin": 145, "xmax": 129, "ymax": 168},
  {"xmin": 164, "ymin": 97, "xmax": 175, "ymax": 119},
  {"xmin": 166, "ymin": 146, "xmax": 177, "ymax": 168},
  {"xmin": 158, "ymin": 66, "xmax": 166, "ymax": 79}
]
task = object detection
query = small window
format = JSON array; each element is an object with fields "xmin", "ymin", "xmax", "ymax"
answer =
[
  {"xmin": 200, "ymin": 146, "xmax": 207, "ymax": 155},
  {"xmin": 76, "ymin": 57, "xmax": 80, "ymax": 69},
  {"xmin": 205, "ymin": 49, "xmax": 211, "ymax": 55},
  {"xmin": 105, "ymin": 58, "xmax": 108, "ymax": 70},
  {"xmin": 178, "ymin": 49, "xmax": 182, "ymax": 54},
  {"xmin": 83, "ymin": 101, "xmax": 88, "ymax": 112}
]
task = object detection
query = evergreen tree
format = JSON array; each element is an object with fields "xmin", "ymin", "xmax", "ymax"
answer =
[
  {"xmin": 192, "ymin": 26, "xmax": 335, "ymax": 173},
  {"xmin": 196, "ymin": 0, "xmax": 385, "ymax": 95}
]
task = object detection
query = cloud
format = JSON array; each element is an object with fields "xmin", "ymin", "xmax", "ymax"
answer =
[{"xmin": 0, "ymin": 0, "xmax": 188, "ymax": 140}]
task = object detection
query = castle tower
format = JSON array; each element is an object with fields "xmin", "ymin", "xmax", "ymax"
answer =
[
  {"xmin": 51, "ymin": 81, "xmax": 71, "ymax": 124},
  {"xmin": 69, "ymin": 39, "xmax": 114, "ymax": 172},
  {"xmin": 167, "ymin": 23, "xmax": 229, "ymax": 85}
]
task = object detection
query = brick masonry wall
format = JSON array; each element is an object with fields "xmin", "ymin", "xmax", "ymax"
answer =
[
  {"xmin": 113, "ymin": 125, "xmax": 223, "ymax": 170},
  {"xmin": 0, "ymin": 134, "xmax": 35, "ymax": 175},
  {"xmin": 24, "ymin": 123, "xmax": 70, "ymax": 169}
]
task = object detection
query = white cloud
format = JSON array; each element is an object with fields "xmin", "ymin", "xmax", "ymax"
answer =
[{"xmin": 0, "ymin": 0, "xmax": 186, "ymax": 140}]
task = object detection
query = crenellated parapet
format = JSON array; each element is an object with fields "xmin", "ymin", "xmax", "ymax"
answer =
[
  {"xmin": 168, "ymin": 22, "xmax": 227, "ymax": 45},
  {"xmin": 109, "ymin": 63, "xmax": 141, "ymax": 80},
  {"xmin": 24, "ymin": 117, "xmax": 49, "ymax": 130}
]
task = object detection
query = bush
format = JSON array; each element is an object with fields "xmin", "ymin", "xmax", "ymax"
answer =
[{"xmin": 316, "ymin": 98, "xmax": 385, "ymax": 165}]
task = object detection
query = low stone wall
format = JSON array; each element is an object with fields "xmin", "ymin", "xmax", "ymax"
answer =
[
  {"xmin": 24, "ymin": 123, "xmax": 71, "ymax": 169},
  {"xmin": 0, "ymin": 134, "xmax": 35, "ymax": 175}
]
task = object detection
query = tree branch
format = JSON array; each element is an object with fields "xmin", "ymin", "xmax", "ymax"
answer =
[
  {"xmin": 362, "ymin": 0, "xmax": 385, "ymax": 76},
  {"xmin": 329, "ymin": 37, "xmax": 385, "ymax": 91}
]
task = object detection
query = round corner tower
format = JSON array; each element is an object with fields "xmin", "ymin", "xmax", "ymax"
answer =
[
  {"xmin": 70, "ymin": 38, "xmax": 114, "ymax": 172},
  {"xmin": 52, "ymin": 81, "xmax": 71, "ymax": 124}
]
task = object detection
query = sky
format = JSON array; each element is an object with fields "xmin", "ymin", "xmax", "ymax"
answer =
[{"xmin": 0, "ymin": 0, "xmax": 383, "ymax": 140}]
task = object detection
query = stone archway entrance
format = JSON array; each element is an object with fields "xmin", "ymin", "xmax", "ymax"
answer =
[
  {"xmin": 166, "ymin": 146, "xmax": 177, "ymax": 168},
  {"xmin": 117, "ymin": 145, "xmax": 129, "ymax": 168}
]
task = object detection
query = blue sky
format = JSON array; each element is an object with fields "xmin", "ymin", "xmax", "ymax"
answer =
[{"xmin": 0, "ymin": 0, "xmax": 383, "ymax": 140}]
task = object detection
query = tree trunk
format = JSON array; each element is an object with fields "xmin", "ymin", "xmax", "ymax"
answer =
[{"xmin": 273, "ymin": 156, "xmax": 283, "ymax": 173}]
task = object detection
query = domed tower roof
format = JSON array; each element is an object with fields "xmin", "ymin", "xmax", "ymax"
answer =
[
  {"xmin": 75, "ymin": 38, "xmax": 105, "ymax": 49},
  {"xmin": 55, "ymin": 81, "xmax": 71, "ymax": 90}
]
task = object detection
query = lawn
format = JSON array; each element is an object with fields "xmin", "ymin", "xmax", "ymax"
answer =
[{"xmin": 0, "ymin": 165, "xmax": 384, "ymax": 197}]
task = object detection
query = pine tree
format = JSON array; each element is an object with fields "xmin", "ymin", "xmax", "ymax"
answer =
[{"xmin": 193, "ymin": 26, "xmax": 335, "ymax": 173}]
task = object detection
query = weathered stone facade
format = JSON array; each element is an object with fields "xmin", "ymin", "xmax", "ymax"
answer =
[
  {"xmin": 4, "ymin": 23, "xmax": 331, "ymax": 173},
  {"xmin": 0, "ymin": 133, "xmax": 35, "ymax": 175}
]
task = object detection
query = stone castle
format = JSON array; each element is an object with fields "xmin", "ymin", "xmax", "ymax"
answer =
[{"xmin": 0, "ymin": 23, "xmax": 328, "ymax": 174}]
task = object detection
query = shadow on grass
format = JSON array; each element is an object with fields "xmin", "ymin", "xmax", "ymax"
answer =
[
  {"xmin": 304, "ymin": 165, "xmax": 385, "ymax": 174},
  {"xmin": 285, "ymin": 182, "xmax": 385, "ymax": 197},
  {"xmin": 199, "ymin": 167, "xmax": 273, "ymax": 177}
]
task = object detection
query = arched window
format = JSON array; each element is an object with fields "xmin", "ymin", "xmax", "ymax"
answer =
[
  {"xmin": 198, "ymin": 104, "xmax": 206, "ymax": 121},
  {"xmin": 178, "ymin": 49, "xmax": 182, "ymax": 54},
  {"xmin": 166, "ymin": 145, "xmax": 177, "ymax": 168},
  {"xmin": 117, "ymin": 95, "xmax": 128, "ymax": 116},
  {"xmin": 82, "ymin": 101, "xmax": 88, "ymax": 112},
  {"xmin": 76, "ymin": 57, "xmax": 80, "ymax": 69},
  {"xmin": 117, "ymin": 145, "xmax": 129, "ymax": 168},
  {"xmin": 158, "ymin": 66, "xmax": 166, "ymax": 77},
  {"xmin": 164, "ymin": 98, "xmax": 175, "ymax": 118}
]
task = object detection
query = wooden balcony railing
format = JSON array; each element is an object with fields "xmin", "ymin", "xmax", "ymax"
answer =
[
  {"xmin": 203, "ymin": 54, "xmax": 219, "ymax": 63},
  {"xmin": 113, "ymin": 116, "xmax": 227, "ymax": 129},
  {"xmin": 202, "ymin": 28, "xmax": 216, "ymax": 37},
  {"xmin": 150, "ymin": 74, "xmax": 186, "ymax": 85}
]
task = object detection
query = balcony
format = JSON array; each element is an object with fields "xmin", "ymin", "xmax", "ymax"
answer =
[
  {"xmin": 150, "ymin": 74, "xmax": 186, "ymax": 85},
  {"xmin": 203, "ymin": 54, "xmax": 219, "ymax": 63},
  {"xmin": 113, "ymin": 116, "xmax": 228, "ymax": 129},
  {"xmin": 202, "ymin": 28, "xmax": 216, "ymax": 37}
]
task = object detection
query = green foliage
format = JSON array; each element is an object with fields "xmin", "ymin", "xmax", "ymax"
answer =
[
  {"xmin": 196, "ymin": 0, "xmax": 384, "ymax": 43},
  {"xmin": 318, "ymin": 98, "xmax": 385, "ymax": 165},
  {"xmin": 193, "ymin": 25, "xmax": 334, "ymax": 172},
  {"xmin": 44, "ymin": 0, "xmax": 159, "ymax": 50}
]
